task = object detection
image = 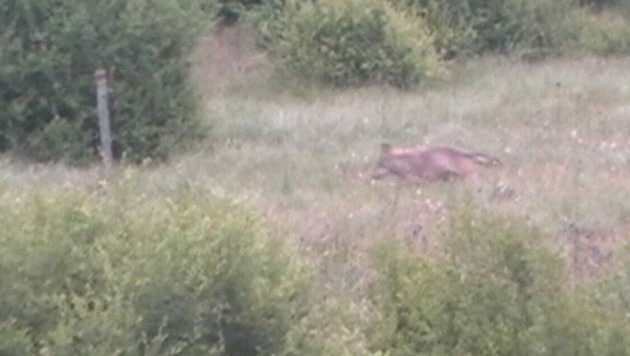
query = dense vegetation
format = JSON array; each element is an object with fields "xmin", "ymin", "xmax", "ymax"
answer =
[
  {"xmin": 2, "ymin": 0, "xmax": 629, "ymax": 163},
  {"xmin": 0, "ymin": 183, "xmax": 309, "ymax": 354},
  {"xmin": 249, "ymin": 0, "xmax": 630, "ymax": 84},
  {"xmin": 1, "ymin": 184, "xmax": 629, "ymax": 354},
  {"xmin": 370, "ymin": 212, "xmax": 630, "ymax": 355},
  {"xmin": 1, "ymin": 0, "xmax": 630, "ymax": 354},
  {"xmin": 0, "ymin": 0, "xmax": 216, "ymax": 164},
  {"xmin": 248, "ymin": 0, "xmax": 443, "ymax": 87}
]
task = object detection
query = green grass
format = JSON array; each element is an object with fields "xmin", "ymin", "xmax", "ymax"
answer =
[
  {"xmin": 187, "ymin": 51, "xmax": 630, "ymax": 235},
  {"xmin": 2, "ymin": 27, "xmax": 630, "ymax": 354},
  {"xmin": 5, "ymin": 52, "xmax": 629, "ymax": 283},
  {"xmin": 4, "ymin": 48, "xmax": 630, "ymax": 256}
]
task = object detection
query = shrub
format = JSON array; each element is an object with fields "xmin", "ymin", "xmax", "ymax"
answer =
[
  {"xmin": 249, "ymin": 0, "xmax": 443, "ymax": 88},
  {"xmin": 492, "ymin": 0, "xmax": 589, "ymax": 59},
  {"xmin": 0, "ymin": 320, "xmax": 33, "ymax": 355},
  {"xmin": 579, "ymin": 0, "xmax": 630, "ymax": 7},
  {"xmin": 0, "ymin": 0, "xmax": 212, "ymax": 164},
  {"xmin": 244, "ymin": 0, "xmax": 288, "ymax": 48},
  {"xmin": 369, "ymin": 211, "xmax": 630, "ymax": 355},
  {"xmin": 218, "ymin": 0, "xmax": 264, "ymax": 24},
  {"xmin": 0, "ymin": 185, "xmax": 310, "ymax": 354},
  {"xmin": 574, "ymin": 11, "xmax": 630, "ymax": 55},
  {"xmin": 387, "ymin": 0, "xmax": 477, "ymax": 58},
  {"xmin": 390, "ymin": 0, "xmax": 594, "ymax": 59}
]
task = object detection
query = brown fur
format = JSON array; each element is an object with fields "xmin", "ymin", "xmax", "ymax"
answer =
[{"xmin": 373, "ymin": 143, "xmax": 502, "ymax": 181}]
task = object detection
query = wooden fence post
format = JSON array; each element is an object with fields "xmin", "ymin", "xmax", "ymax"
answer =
[{"xmin": 95, "ymin": 69, "xmax": 113, "ymax": 168}]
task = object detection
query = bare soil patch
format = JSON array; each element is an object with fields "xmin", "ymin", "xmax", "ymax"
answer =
[{"xmin": 191, "ymin": 25, "xmax": 270, "ymax": 91}]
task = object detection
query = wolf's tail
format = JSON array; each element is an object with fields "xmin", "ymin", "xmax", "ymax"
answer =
[{"xmin": 469, "ymin": 152, "xmax": 502, "ymax": 166}]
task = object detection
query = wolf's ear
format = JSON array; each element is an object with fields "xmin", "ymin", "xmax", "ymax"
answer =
[{"xmin": 381, "ymin": 143, "xmax": 392, "ymax": 154}]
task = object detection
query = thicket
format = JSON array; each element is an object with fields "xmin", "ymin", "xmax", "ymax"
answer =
[
  {"xmin": 369, "ymin": 211, "xmax": 630, "ymax": 355},
  {"xmin": 389, "ymin": 0, "xmax": 593, "ymax": 58},
  {"xmin": 2, "ymin": 184, "xmax": 630, "ymax": 354},
  {"xmin": 247, "ymin": 0, "xmax": 629, "ymax": 87},
  {"xmin": 0, "ymin": 0, "xmax": 215, "ymax": 164},
  {"xmin": 248, "ymin": 0, "xmax": 443, "ymax": 88},
  {"xmin": 0, "ymin": 184, "xmax": 311, "ymax": 355},
  {"xmin": 580, "ymin": 0, "xmax": 630, "ymax": 7}
]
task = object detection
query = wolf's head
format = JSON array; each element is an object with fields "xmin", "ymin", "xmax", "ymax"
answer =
[
  {"xmin": 372, "ymin": 143, "xmax": 396, "ymax": 179},
  {"xmin": 372, "ymin": 143, "xmax": 421, "ymax": 180}
]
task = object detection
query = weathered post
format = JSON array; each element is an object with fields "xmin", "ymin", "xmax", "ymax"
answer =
[{"xmin": 95, "ymin": 69, "xmax": 113, "ymax": 168}]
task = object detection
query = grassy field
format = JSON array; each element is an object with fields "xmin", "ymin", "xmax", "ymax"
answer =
[
  {"xmin": 193, "ymin": 28, "xmax": 630, "ymax": 279},
  {"xmin": 2, "ymin": 26, "xmax": 630, "ymax": 353},
  {"xmin": 3, "ymin": 28, "xmax": 630, "ymax": 283}
]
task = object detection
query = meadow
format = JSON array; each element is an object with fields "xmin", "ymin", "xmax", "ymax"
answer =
[
  {"xmin": 188, "ymin": 27, "xmax": 629, "ymax": 278},
  {"xmin": 1, "ymin": 26, "xmax": 630, "ymax": 353},
  {"xmin": 4, "ymin": 26, "xmax": 630, "ymax": 288}
]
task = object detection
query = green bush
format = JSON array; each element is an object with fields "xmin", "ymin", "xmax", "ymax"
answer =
[
  {"xmin": 0, "ymin": 320, "xmax": 33, "ymax": 355},
  {"xmin": 0, "ymin": 185, "xmax": 310, "ymax": 354},
  {"xmin": 250, "ymin": 0, "xmax": 630, "ymax": 63},
  {"xmin": 387, "ymin": 0, "xmax": 477, "ymax": 58},
  {"xmin": 0, "ymin": 0, "xmax": 213, "ymax": 164},
  {"xmin": 574, "ymin": 11, "xmax": 630, "ymax": 55},
  {"xmin": 250, "ymin": 0, "xmax": 443, "ymax": 88},
  {"xmin": 493, "ymin": 0, "xmax": 589, "ymax": 58},
  {"xmin": 244, "ymin": 0, "xmax": 288, "ymax": 48},
  {"xmin": 218, "ymin": 0, "xmax": 264, "ymax": 24},
  {"xmin": 579, "ymin": 0, "xmax": 630, "ymax": 7},
  {"xmin": 369, "ymin": 211, "xmax": 630, "ymax": 355},
  {"xmin": 390, "ymin": 0, "xmax": 595, "ymax": 59}
]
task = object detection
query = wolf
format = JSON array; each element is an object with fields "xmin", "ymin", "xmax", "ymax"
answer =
[{"xmin": 372, "ymin": 143, "xmax": 502, "ymax": 181}]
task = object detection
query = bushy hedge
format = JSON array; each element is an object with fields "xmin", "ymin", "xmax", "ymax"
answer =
[
  {"xmin": 249, "ymin": 0, "xmax": 443, "ymax": 88},
  {"xmin": 417, "ymin": 0, "xmax": 630, "ymax": 58},
  {"xmin": 391, "ymin": 0, "xmax": 595, "ymax": 58},
  {"xmin": 0, "ymin": 185, "xmax": 310, "ymax": 354},
  {"xmin": 0, "ymin": 0, "xmax": 215, "ymax": 164},
  {"xmin": 370, "ymin": 211, "xmax": 630, "ymax": 355},
  {"xmin": 387, "ymin": 0, "xmax": 477, "ymax": 58},
  {"xmin": 579, "ymin": 0, "xmax": 630, "ymax": 7},
  {"xmin": 243, "ymin": 0, "xmax": 630, "ymax": 91}
]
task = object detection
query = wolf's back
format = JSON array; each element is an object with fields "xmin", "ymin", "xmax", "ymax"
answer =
[{"xmin": 374, "ymin": 143, "xmax": 502, "ymax": 181}]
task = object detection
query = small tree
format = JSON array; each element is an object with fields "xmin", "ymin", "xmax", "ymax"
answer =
[
  {"xmin": 250, "ymin": 0, "xmax": 444, "ymax": 88},
  {"xmin": 0, "ymin": 0, "xmax": 215, "ymax": 163}
]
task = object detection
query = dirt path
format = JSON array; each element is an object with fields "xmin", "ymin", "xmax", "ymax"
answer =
[{"xmin": 191, "ymin": 25, "xmax": 269, "ymax": 90}]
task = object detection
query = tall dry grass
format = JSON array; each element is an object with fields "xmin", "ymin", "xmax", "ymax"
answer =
[
  {"xmin": 4, "ymin": 28, "xmax": 630, "ymax": 273},
  {"xmin": 4, "ymin": 36, "xmax": 628, "ymax": 280},
  {"xmin": 2, "ymin": 26, "xmax": 630, "ymax": 353}
]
